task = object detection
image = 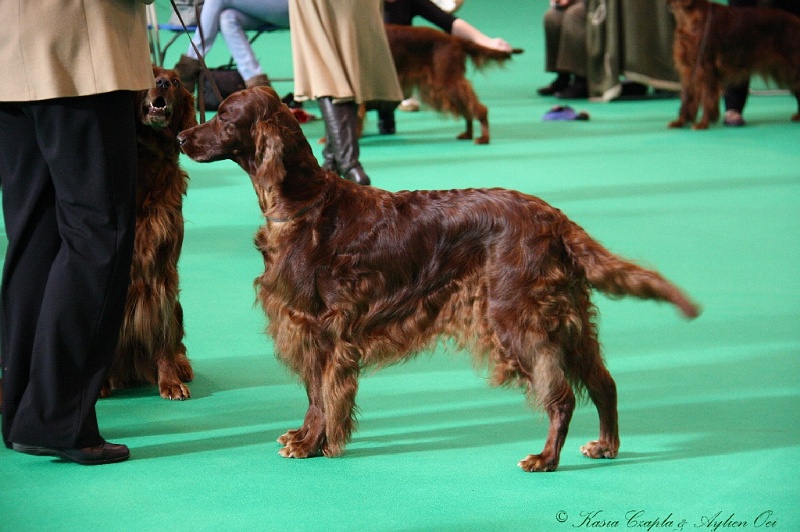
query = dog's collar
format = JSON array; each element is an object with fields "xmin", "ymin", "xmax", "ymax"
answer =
[{"xmin": 265, "ymin": 197, "xmax": 322, "ymax": 224}]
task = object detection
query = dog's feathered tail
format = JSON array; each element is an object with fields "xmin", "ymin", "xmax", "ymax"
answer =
[
  {"xmin": 561, "ymin": 220, "xmax": 700, "ymax": 319},
  {"xmin": 460, "ymin": 41, "xmax": 524, "ymax": 70}
]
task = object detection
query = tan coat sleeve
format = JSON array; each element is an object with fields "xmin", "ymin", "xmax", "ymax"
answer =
[{"xmin": 0, "ymin": 0, "xmax": 154, "ymax": 102}]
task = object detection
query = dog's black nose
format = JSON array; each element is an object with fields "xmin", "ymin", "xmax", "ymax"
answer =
[{"xmin": 156, "ymin": 77, "xmax": 170, "ymax": 90}]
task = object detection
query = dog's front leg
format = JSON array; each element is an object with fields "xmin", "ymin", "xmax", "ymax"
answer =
[
  {"xmin": 278, "ymin": 368, "xmax": 327, "ymax": 458},
  {"xmin": 157, "ymin": 351, "xmax": 191, "ymax": 400},
  {"xmin": 694, "ymin": 77, "xmax": 722, "ymax": 130},
  {"xmin": 157, "ymin": 302, "xmax": 192, "ymax": 400},
  {"xmin": 669, "ymin": 86, "xmax": 699, "ymax": 128},
  {"xmin": 321, "ymin": 346, "xmax": 360, "ymax": 457}
]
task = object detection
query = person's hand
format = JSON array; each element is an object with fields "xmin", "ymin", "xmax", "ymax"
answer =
[
  {"xmin": 486, "ymin": 37, "xmax": 513, "ymax": 53},
  {"xmin": 551, "ymin": 0, "xmax": 572, "ymax": 8}
]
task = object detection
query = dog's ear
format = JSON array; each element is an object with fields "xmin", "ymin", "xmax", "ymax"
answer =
[
  {"xmin": 271, "ymin": 105, "xmax": 312, "ymax": 162},
  {"xmin": 253, "ymin": 115, "xmax": 288, "ymax": 186}
]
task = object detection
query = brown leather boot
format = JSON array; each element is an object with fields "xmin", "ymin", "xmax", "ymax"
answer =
[
  {"xmin": 245, "ymin": 74, "xmax": 271, "ymax": 88},
  {"xmin": 173, "ymin": 54, "xmax": 202, "ymax": 93}
]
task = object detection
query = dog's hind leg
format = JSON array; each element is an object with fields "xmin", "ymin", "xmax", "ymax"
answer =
[
  {"xmin": 574, "ymin": 328, "xmax": 619, "ymax": 460},
  {"xmin": 579, "ymin": 361, "xmax": 619, "ymax": 460},
  {"xmin": 472, "ymin": 99, "xmax": 490, "ymax": 145},
  {"xmin": 447, "ymin": 80, "xmax": 481, "ymax": 142},
  {"xmin": 518, "ymin": 347, "xmax": 576, "ymax": 472}
]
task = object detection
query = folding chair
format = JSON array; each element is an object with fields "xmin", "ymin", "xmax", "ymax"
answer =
[{"xmin": 146, "ymin": 2, "xmax": 289, "ymax": 82}]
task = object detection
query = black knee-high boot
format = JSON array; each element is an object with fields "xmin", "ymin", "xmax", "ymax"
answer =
[{"xmin": 317, "ymin": 97, "xmax": 370, "ymax": 186}]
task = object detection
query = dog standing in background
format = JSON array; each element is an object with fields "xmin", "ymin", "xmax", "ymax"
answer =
[
  {"xmin": 667, "ymin": 0, "xmax": 800, "ymax": 129},
  {"xmin": 383, "ymin": 23, "xmax": 523, "ymax": 144},
  {"xmin": 103, "ymin": 66, "xmax": 197, "ymax": 400},
  {"xmin": 178, "ymin": 87, "xmax": 701, "ymax": 472}
]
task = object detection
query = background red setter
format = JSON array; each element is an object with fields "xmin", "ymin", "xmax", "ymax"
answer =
[
  {"xmin": 668, "ymin": 0, "xmax": 800, "ymax": 129},
  {"xmin": 104, "ymin": 66, "xmax": 197, "ymax": 400},
  {"xmin": 385, "ymin": 23, "xmax": 522, "ymax": 144}
]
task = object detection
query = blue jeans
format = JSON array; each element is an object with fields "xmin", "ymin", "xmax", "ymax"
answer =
[{"xmin": 187, "ymin": 0, "xmax": 289, "ymax": 81}]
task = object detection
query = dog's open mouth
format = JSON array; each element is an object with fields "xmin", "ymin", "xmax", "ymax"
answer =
[{"xmin": 142, "ymin": 96, "xmax": 173, "ymax": 128}]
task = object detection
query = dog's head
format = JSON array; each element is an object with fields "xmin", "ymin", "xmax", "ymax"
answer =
[
  {"xmin": 178, "ymin": 86, "xmax": 317, "ymax": 181},
  {"xmin": 136, "ymin": 65, "xmax": 197, "ymax": 134}
]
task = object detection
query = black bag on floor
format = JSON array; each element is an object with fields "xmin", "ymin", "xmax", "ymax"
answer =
[{"xmin": 199, "ymin": 66, "xmax": 245, "ymax": 111}]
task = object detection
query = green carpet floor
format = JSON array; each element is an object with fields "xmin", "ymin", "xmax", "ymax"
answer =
[{"xmin": 1, "ymin": 1, "xmax": 799, "ymax": 530}]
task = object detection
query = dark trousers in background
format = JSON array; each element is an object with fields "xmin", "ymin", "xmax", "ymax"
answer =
[{"xmin": 0, "ymin": 91, "xmax": 137, "ymax": 449}]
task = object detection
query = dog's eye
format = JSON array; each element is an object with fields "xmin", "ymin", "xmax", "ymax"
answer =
[{"xmin": 172, "ymin": 79, "xmax": 180, "ymax": 87}]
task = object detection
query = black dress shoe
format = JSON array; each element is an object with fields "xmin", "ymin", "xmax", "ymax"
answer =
[
  {"xmin": 13, "ymin": 441, "xmax": 130, "ymax": 465},
  {"xmin": 555, "ymin": 81, "xmax": 589, "ymax": 99},
  {"xmin": 537, "ymin": 74, "xmax": 571, "ymax": 96}
]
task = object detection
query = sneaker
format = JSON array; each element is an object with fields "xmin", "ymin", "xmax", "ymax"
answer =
[
  {"xmin": 724, "ymin": 110, "xmax": 745, "ymax": 127},
  {"xmin": 398, "ymin": 97, "xmax": 420, "ymax": 112}
]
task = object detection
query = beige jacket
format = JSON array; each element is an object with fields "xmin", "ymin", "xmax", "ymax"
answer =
[
  {"xmin": 289, "ymin": 0, "xmax": 403, "ymax": 104},
  {"xmin": 0, "ymin": 0, "xmax": 155, "ymax": 102}
]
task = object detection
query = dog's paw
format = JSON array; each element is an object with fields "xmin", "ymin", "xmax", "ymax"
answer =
[
  {"xmin": 791, "ymin": 113, "xmax": 800, "ymax": 122},
  {"xmin": 580, "ymin": 440, "xmax": 618, "ymax": 459},
  {"xmin": 277, "ymin": 429, "xmax": 299, "ymax": 446},
  {"xmin": 456, "ymin": 132, "xmax": 473, "ymax": 141},
  {"xmin": 518, "ymin": 453, "xmax": 559, "ymax": 472},
  {"xmin": 474, "ymin": 136, "xmax": 490, "ymax": 145},
  {"xmin": 277, "ymin": 428, "xmax": 326, "ymax": 458},
  {"xmin": 159, "ymin": 382, "xmax": 190, "ymax": 400},
  {"xmin": 278, "ymin": 440, "xmax": 323, "ymax": 459},
  {"xmin": 667, "ymin": 120, "xmax": 685, "ymax": 129}
]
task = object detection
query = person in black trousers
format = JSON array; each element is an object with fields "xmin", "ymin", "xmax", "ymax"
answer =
[
  {"xmin": 724, "ymin": 0, "xmax": 800, "ymax": 126},
  {"xmin": 0, "ymin": 0, "xmax": 155, "ymax": 465}
]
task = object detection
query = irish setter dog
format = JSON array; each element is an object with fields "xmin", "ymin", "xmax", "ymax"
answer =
[
  {"xmin": 103, "ymin": 66, "xmax": 197, "ymax": 400},
  {"xmin": 667, "ymin": 0, "xmax": 800, "ymax": 129},
  {"xmin": 178, "ymin": 87, "xmax": 700, "ymax": 472},
  {"xmin": 384, "ymin": 23, "xmax": 522, "ymax": 144}
]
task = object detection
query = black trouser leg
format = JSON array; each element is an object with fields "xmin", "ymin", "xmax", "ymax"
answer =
[{"xmin": 0, "ymin": 92, "xmax": 137, "ymax": 449}]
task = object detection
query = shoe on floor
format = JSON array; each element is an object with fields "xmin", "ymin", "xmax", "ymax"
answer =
[
  {"xmin": 537, "ymin": 74, "xmax": 570, "ymax": 96},
  {"xmin": 724, "ymin": 110, "xmax": 745, "ymax": 127},
  {"xmin": 398, "ymin": 97, "xmax": 420, "ymax": 112},
  {"xmin": 555, "ymin": 81, "xmax": 588, "ymax": 99},
  {"xmin": 13, "ymin": 441, "xmax": 130, "ymax": 465}
]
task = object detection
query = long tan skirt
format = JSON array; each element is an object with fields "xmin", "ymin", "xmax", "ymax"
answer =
[{"xmin": 289, "ymin": 0, "xmax": 403, "ymax": 104}]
